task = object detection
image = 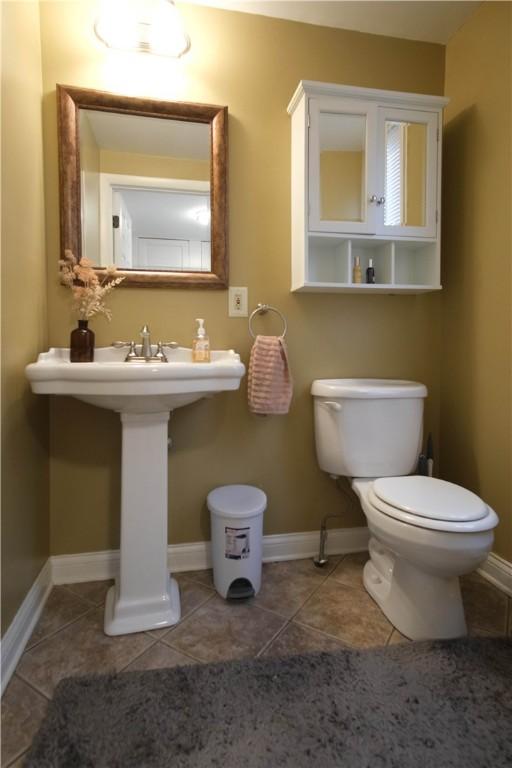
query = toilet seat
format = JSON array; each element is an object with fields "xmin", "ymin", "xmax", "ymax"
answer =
[
  {"xmin": 367, "ymin": 476, "xmax": 498, "ymax": 533},
  {"xmin": 374, "ymin": 476, "xmax": 487, "ymax": 521}
]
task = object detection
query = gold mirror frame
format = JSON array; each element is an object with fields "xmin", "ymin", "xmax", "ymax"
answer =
[{"xmin": 57, "ymin": 84, "xmax": 228, "ymax": 288}]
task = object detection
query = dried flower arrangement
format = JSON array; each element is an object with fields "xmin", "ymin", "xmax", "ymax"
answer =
[{"xmin": 59, "ymin": 250, "xmax": 124, "ymax": 320}]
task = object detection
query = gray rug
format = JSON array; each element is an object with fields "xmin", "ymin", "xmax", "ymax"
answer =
[{"xmin": 26, "ymin": 637, "xmax": 511, "ymax": 767}]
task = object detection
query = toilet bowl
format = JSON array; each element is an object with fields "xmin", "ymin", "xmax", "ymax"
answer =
[
  {"xmin": 311, "ymin": 379, "xmax": 499, "ymax": 641},
  {"xmin": 352, "ymin": 476, "xmax": 497, "ymax": 639}
]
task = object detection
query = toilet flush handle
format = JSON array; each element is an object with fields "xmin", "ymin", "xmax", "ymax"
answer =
[{"xmin": 322, "ymin": 400, "xmax": 342, "ymax": 412}]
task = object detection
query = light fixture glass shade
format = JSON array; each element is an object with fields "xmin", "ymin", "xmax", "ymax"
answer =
[
  {"xmin": 194, "ymin": 207, "xmax": 211, "ymax": 226},
  {"xmin": 94, "ymin": 0, "xmax": 191, "ymax": 58}
]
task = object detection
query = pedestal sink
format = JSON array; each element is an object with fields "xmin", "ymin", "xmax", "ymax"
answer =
[{"xmin": 26, "ymin": 345, "xmax": 245, "ymax": 635}]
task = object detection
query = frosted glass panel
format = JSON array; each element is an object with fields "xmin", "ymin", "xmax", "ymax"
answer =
[
  {"xmin": 384, "ymin": 121, "xmax": 426, "ymax": 228},
  {"xmin": 319, "ymin": 113, "xmax": 366, "ymax": 222}
]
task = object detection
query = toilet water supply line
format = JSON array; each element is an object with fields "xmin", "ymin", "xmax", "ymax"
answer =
[{"xmin": 314, "ymin": 477, "xmax": 358, "ymax": 567}]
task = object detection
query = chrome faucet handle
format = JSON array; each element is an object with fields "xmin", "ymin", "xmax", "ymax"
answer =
[
  {"xmin": 154, "ymin": 342, "xmax": 168, "ymax": 362},
  {"xmin": 112, "ymin": 341, "xmax": 139, "ymax": 361},
  {"xmin": 161, "ymin": 341, "xmax": 179, "ymax": 349},
  {"xmin": 125, "ymin": 341, "xmax": 139, "ymax": 360}
]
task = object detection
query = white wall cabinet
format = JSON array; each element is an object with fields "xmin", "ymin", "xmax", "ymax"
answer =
[{"xmin": 288, "ymin": 81, "xmax": 449, "ymax": 293}]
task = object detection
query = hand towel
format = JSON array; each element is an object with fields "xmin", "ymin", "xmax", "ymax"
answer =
[{"xmin": 248, "ymin": 335, "xmax": 293, "ymax": 415}]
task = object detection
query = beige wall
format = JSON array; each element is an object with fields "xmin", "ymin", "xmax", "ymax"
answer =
[
  {"xmin": 442, "ymin": 2, "xmax": 512, "ymax": 559},
  {"xmin": 405, "ymin": 123, "xmax": 426, "ymax": 227},
  {"xmin": 99, "ymin": 150, "xmax": 210, "ymax": 181},
  {"xmin": 1, "ymin": 1, "xmax": 49, "ymax": 632},
  {"xmin": 39, "ymin": 1, "xmax": 445, "ymax": 555},
  {"xmin": 320, "ymin": 151, "xmax": 363, "ymax": 221}
]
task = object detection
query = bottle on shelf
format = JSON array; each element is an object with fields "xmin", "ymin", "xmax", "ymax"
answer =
[
  {"xmin": 366, "ymin": 258, "xmax": 376, "ymax": 284},
  {"xmin": 353, "ymin": 255, "xmax": 362, "ymax": 284}
]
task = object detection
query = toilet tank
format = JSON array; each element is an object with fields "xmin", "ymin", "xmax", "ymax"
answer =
[{"xmin": 311, "ymin": 379, "xmax": 427, "ymax": 478}]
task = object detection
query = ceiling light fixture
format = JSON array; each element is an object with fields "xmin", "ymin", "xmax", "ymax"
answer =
[
  {"xmin": 193, "ymin": 207, "xmax": 211, "ymax": 226},
  {"xmin": 94, "ymin": 0, "xmax": 191, "ymax": 58}
]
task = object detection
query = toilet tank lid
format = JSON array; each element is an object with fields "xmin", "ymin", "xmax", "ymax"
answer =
[{"xmin": 311, "ymin": 379, "xmax": 427, "ymax": 399}]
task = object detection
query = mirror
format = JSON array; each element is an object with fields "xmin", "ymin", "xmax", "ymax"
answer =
[
  {"xmin": 384, "ymin": 120, "xmax": 426, "ymax": 228},
  {"xmin": 57, "ymin": 85, "xmax": 228, "ymax": 287},
  {"xmin": 319, "ymin": 112, "xmax": 366, "ymax": 222}
]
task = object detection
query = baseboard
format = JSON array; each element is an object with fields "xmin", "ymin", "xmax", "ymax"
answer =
[
  {"xmin": 1, "ymin": 560, "xmax": 52, "ymax": 696},
  {"xmin": 51, "ymin": 527, "xmax": 370, "ymax": 585},
  {"xmin": 478, "ymin": 552, "xmax": 512, "ymax": 597},
  {"xmin": 262, "ymin": 527, "xmax": 370, "ymax": 563},
  {"xmin": 52, "ymin": 549, "xmax": 121, "ymax": 585}
]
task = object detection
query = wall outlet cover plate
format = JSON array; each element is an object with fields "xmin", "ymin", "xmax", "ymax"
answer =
[{"xmin": 229, "ymin": 287, "xmax": 248, "ymax": 317}]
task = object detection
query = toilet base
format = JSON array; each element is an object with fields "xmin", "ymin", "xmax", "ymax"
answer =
[{"xmin": 363, "ymin": 539, "xmax": 467, "ymax": 640}]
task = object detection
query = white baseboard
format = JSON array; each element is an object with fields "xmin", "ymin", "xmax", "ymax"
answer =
[
  {"xmin": 51, "ymin": 549, "xmax": 121, "ymax": 585},
  {"xmin": 478, "ymin": 552, "xmax": 512, "ymax": 597},
  {"xmin": 262, "ymin": 527, "xmax": 370, "ymax": 563},
  {"xmin": 1, "ymin": 560, "xmax": 52, "ymax": 696},
  {"xmin": 51, "ymin": 527, "xmax": 370, "ymax": 585}
]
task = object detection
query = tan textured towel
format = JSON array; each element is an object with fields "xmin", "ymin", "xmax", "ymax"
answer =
[{"xmin": 248, "ymin": 335, "xmax": 293, "ymax": 415}]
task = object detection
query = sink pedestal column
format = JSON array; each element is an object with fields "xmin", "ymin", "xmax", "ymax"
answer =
[{"xmin": 104, "ymin": 411, "xmax": 181, "ymax": 635}]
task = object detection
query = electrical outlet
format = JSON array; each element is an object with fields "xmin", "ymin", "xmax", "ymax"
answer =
[{"xmin": 228, "ymin": 286, "xmax": 248, "ymax": 317}]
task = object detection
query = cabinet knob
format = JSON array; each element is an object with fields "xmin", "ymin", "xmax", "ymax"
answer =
[
  {"xmin": 377, "ymin": 196, "xmax": 386, "ymax": 205},
  {"xmin": 368, "ymin": 194, "xmax": 378, "ymax": 204}
]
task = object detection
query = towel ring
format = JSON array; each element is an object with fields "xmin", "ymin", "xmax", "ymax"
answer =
[{"xmin": 249, "ymin": 303, "xmax": 287, "ymax": 339}]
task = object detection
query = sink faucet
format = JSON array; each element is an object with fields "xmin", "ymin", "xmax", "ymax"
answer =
[
  {"xmin": 140, "ymin": 325, "xmax": 152, "ymax": 360},
  {"xmin": 112, "ymin": 326, "xmax": 179, "ymax": 362}
]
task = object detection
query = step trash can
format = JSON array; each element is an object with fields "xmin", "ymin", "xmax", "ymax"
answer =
[{"xmin": 207, "ymin": 484, "xmax": 266, "ymax": 599}]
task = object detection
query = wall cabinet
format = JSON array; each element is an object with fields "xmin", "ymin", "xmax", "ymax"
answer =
[{"xmin": 288, "ymin": 81, "xmax": 449, "ymax": 293}]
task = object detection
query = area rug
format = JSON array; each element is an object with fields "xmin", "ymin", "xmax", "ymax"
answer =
[{"xmin": 26, "ymin": 637, "xmax": 512, "ymax": 767}]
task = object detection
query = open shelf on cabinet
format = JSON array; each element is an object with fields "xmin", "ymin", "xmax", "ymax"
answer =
[{"xmin": 295, "ymin": 235, "xmax": 440, "ymax": 294}]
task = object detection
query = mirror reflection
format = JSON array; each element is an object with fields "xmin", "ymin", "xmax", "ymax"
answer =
[
  {"xmin": 319, "ymin": 112, "xmax": 366, "ymax": 222},
  {"xmin": 80, "ymin": 110, "xmax": 211, "ymax": 272},
  {"xmin": 384, "ymin": 120, "xmax": 426, "ymax": 228}
]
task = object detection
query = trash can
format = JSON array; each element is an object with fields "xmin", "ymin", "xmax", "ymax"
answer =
[{"xmin": 207, "ymin": 484, "xmax": 266, "ymax": 599}]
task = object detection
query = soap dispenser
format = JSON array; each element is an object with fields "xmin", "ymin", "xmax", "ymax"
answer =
[{"xmin": 192, "ymin": 318, "xmax": 210, "ymax": 362}]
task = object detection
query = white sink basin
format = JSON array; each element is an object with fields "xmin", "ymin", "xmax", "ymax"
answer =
[
  {"xmin": 26, "ymin": 344, "xmax": 245, "ymax": 637},
  {"xmin": 26, "ymin": 345, "xmax": 245, "ymax": 413}
]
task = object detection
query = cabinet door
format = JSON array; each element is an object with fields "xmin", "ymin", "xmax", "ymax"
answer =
[
  {"xmin": 376, "ymin": 108, "xmax": 439, "ymax": 238},
  {"xmin": 309, "ymin": 98, "xmax": 377, "ymax": 234}
]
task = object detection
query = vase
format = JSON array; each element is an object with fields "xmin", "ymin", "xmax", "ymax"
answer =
[{"xmin": 70, "ymin": 319, "xmax": 95, "ymax": 362}]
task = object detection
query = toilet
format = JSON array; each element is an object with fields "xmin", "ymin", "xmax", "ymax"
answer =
[{"xmin": 311, "ymin": 379, "xmax": 498, "ymax": 640}]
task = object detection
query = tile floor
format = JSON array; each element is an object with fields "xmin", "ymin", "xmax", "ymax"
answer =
[{"xmin": 2, "ymin": 555, "xmax": 511, "ymax": 767}]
